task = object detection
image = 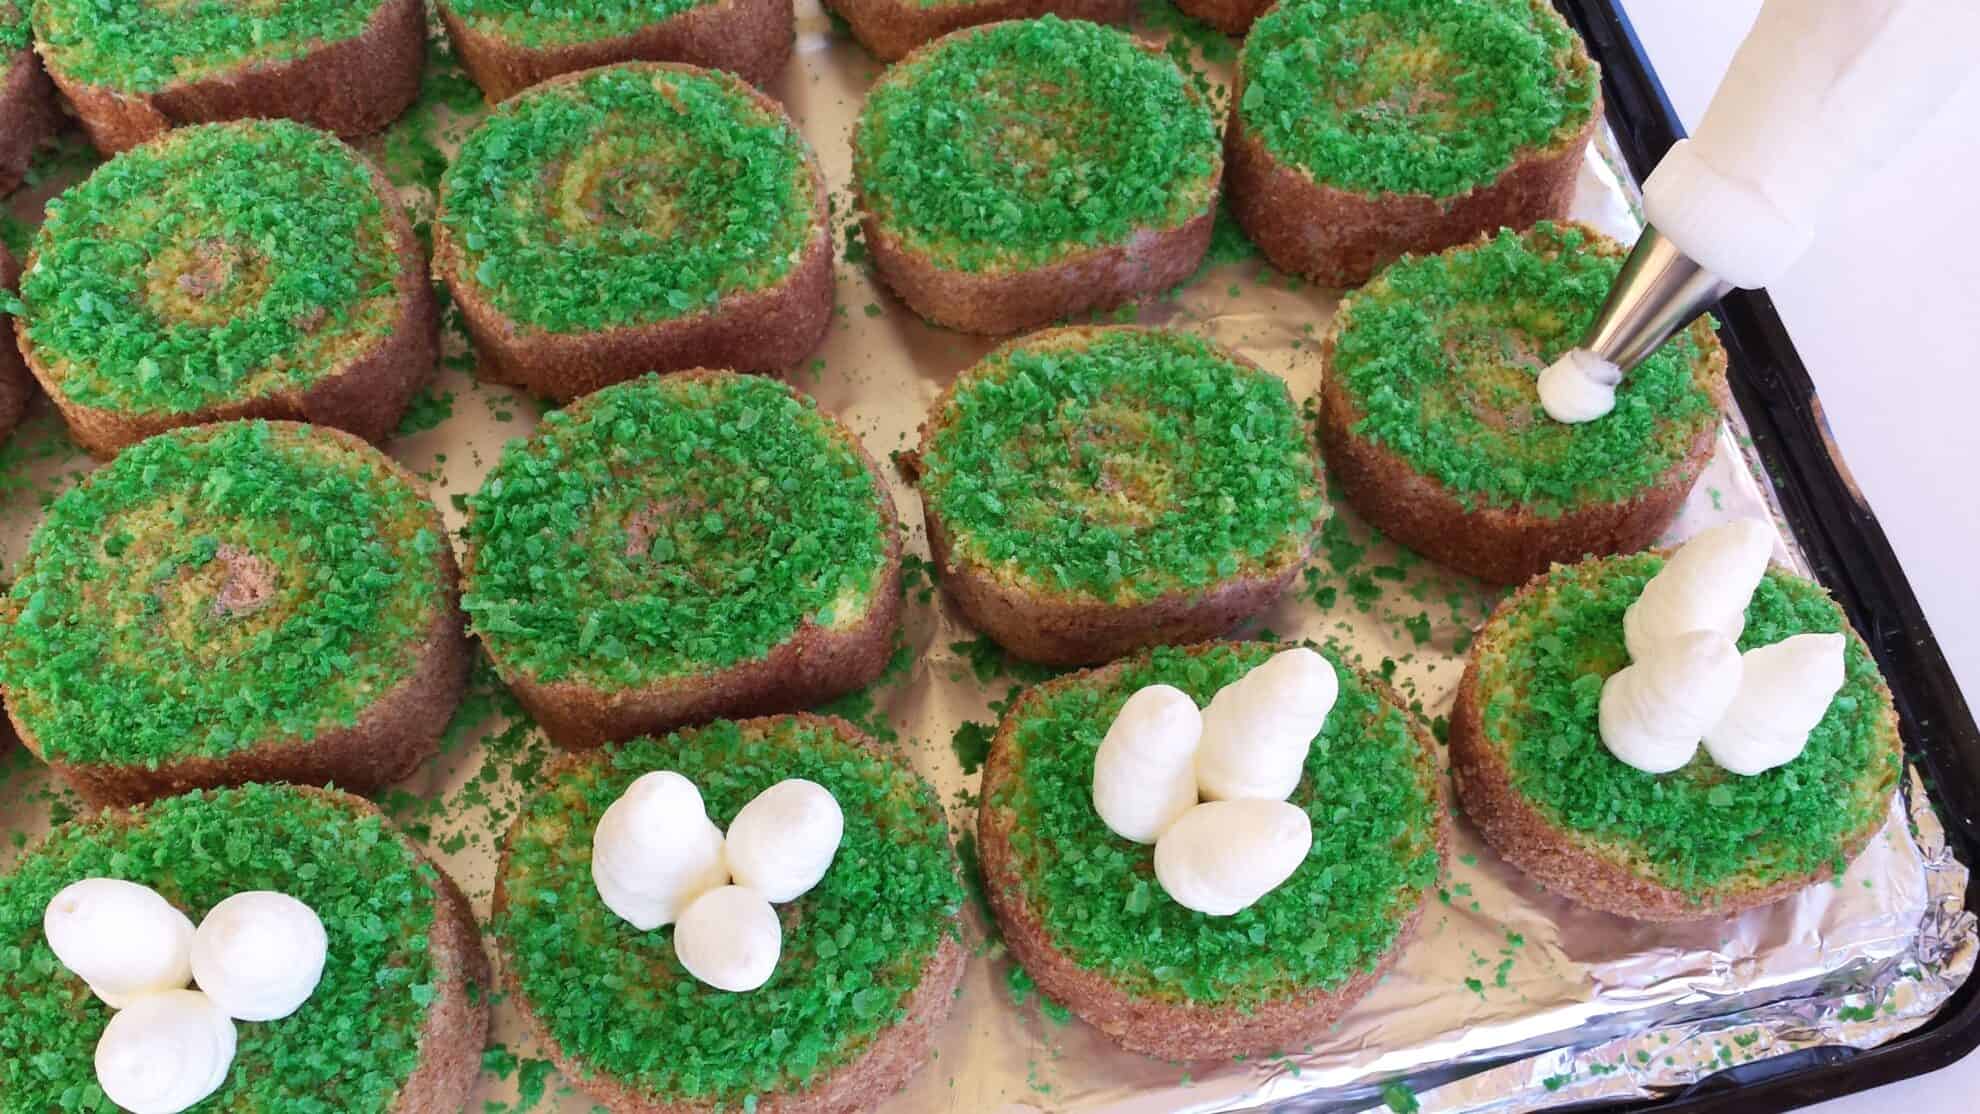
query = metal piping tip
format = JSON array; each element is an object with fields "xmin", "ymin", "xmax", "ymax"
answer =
[{"xmin": 1579, "ymin": 224, "xmax": 1734, "ymax": 374}]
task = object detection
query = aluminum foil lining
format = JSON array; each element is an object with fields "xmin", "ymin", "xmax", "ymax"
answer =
[{"xmin": 0, "ymin": 6, "xmax": 1970, "ymax": 1113}]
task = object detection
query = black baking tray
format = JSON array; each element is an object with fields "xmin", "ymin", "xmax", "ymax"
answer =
[{"xmin": 1549, "ymin": 1, "xmax": 1980, "ymax": 1109}]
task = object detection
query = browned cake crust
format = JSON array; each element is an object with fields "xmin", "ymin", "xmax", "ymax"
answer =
[
  {"xmin": 1447, "ymin": 566, "xmax": 1898, "ymax": 922},
  {"xmin": 1223, "ymin": 72, "xmax": 1600, "ymax": 287},
  {"xmin": 492, "ymin": 715, "xmax": 968, "ymax": 1114},
  {"xmin": 976, "ymin": 645, "xmax": 1449, "ymax": 1059},
  {"xmin": 860, "ymin": 205, "xmax": 1214, "ymax": 336},
  {"xmin": 469, "ymin": 382, "xmax": 905, "ymax": 749},
  {"xmin": 0, "ymin": 48, "xmax": 61, "ymax": 194},
  {"xmin": 9, "ymin": 425, "xmax": 472, "ymax": 808},
  {"xmin": 16, "ymin": 148, "xmax": 438, "ymax": 460},
  {"xmin": 439, "ymin": 0, "xmax": 795, "ymax": 102},
  {"xmin": 0, "ymin": 242, "xmax": 34, "ymax": 440},
  {"xmin": 433, "ymin": 66, "xmax": 833, "ymax": 403},
  {"xmin": 925, "ymin": 509, "xmax": 1303, "ymax": 666},
  {"xmin": 824, "ymin": 0, "xmax": 1136, "ymax": 63},
  {"xmin": 398, "ymin": 832, "xmax": 496, "ymax": 1114},
  {"xmin": 1171, "ymin": 0, "xmax": 1272, "ymax": 35},
  {"xmin": 40, "ymin": 0, "xmax": 426, "ymax": 156},
  {"xmin": 1315, "ymin": 312, "xmax": 1730, "ymax": 587}
]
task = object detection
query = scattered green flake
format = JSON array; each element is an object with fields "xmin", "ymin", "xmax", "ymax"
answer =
[
  {"xmin": 1380, "ymin": 1080, "xmax": 1421, "ymax": 1113},
  {"xmin": 1006, "ymin": 963, "xmax": 1036, "ymax": 1007},
  {"xmin": 396, "ymin": 385, "xmax": 456, "ymax": 437},
  {"xmin": 1402, "ymin": 612, "xmax": 1433, "ymax": 645},
  {"xmin": 378, "ymin": 44, "xmax": 484, "ymax": 194},
  {"xmin": 513, "ymin": 1059, "xmax": 557, "ymax": 1113},
  {"xmin": 951, "ymin": 720, "xmax": 995, "ymax": 776}
]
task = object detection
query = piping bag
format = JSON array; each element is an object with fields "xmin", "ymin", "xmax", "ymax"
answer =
[{"xmin": 1537, "ymin": 0, "xmax": 1979, "ymax": 424}]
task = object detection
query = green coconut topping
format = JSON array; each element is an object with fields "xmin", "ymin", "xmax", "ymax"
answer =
[
  {"xmin": 31, "ymin": 0, "xmax": 381, "ymax": 92},
  {"xmin": 1239, "ymin": 0, "xmax": 1598, "ymax": 198},
  {"xmin": 497, "ymin": 717, "xmax": 963, "ymax": 1105},
  {"xmin": 0, "ymin": 421, "xmax": 446, "ymax": 766},
  {"xmin": 462, "ymin": 373, "xmax": 889, "ymax": 691},
  {"xmin": 440, "ymin": 64, "xmax": 813, "ymax": 334},
  {"xmin": 0, "ymin": 785, "xmax": 445, "ymax": 1113},
  {"xmin": 1479, "ymin": 554, "xmax": 1902, "ymax": 896},
  {"xmin": 854, "ymin": 17, "xmax": 1219, "ymax": 272},
  {"xmin": 19, "ymin": 120, "xmax": 403, "ymax": 417},
  {"xmin": 990, "ymin": 642, "xmax": 1443, "ymax": 1007},
  {"xmin": 443, "ymin": 0, "xmax": 713, "ymax": 45},
  {"xmin": 919, "ymin": 328, "xmax": 1323, "ymax": 602},
  {"xmin": 1329, "ymin": 223, "xmax": 1722, "ymax": 517},
  {"xmin": 2, "ymin": 3, "xmax": 29, "ymax": 53}
]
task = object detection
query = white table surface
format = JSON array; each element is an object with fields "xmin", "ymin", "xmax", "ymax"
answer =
[{"xmin": 1619, "ymin": 2, "xmax": 1979, "ymax": 1110}]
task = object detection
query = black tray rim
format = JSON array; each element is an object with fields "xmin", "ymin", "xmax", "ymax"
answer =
[{"xmin": 1552, "ymin": 1, "xmax": 1980, "ymax": 1110}]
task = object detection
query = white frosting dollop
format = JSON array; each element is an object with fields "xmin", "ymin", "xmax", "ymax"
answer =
[
  {"xmin": 1091, "ymin": 684, "xmax": 1202, "ymax": 844},
  {"xmin": 673, "ymin": 885, "xmax": 781, "ymax": 992},
  {"xmin": 1599, "ymin": 630, "xmax": 1745, "ymax": 774},
  {"xmin": 1537, "ymin": 348, "xmax": 1623, "ymax": 424},
  {"xmin": 592, "ymin": 771, "xmax": 730, "ymax": 931},
  {"xmin": 44, "ymin": 878, "xmax": 195, "ymax": 1009},
  {"xmin": 1704, "ymin": 632, "xmax": 1847, "ymax": 775},
  {"xmin": 725, "ymin": 779, "xmax": 844, "ymax": 903},
  {"xmin": 94, "ymin": 989, "xmax": 236, "ymax": 1114},
  {"xmin": 1153, "ymin": 799, "xmax": 1313, "ymax": 917},
  {"xmin": 189, "ymin": 891, "xmax": 328, "ymax": 1021},
  {"xmin": 1195, "ymin": 648, "xmax": 1338, "ymax": 803},
  {"xmin": 1623, "ymin": 519, "xmax": 1776, "ymax": 662}
]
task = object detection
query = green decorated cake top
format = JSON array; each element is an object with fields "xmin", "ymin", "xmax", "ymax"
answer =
[
  {"xmin": 854, "ymin": 17, "xmax": 1219, "ymax": 272},
  {"xmin": 919, "ymin": 328, "xmax": 1323, "ymax": 602},
  {"xmin": 1329, "ymin": 223, "xmax": 1722, "ymax": 517},
  {"xmin": 443, "ymin": 0, "xmax": 714, "ymax": 45},
  {"xmin": 20, "ymin": 120, "xmax": 403, "ymax": 417},
  {"xmin": 1240, "ymin": 0, "xmax": 1598, "ymax": 198},
  {"xmin": 0, "ymin": 422, "xmax": 447, "ymax": 767},
  {"xmin": 462, "ymin": 373, "xmax": 890, "ymax": 691},
  {"xmin": 32, "ymin": 0, "xmax": 383, "ymax": 92},
  {"xmin": 1479, "ymin": 554, "xmax": 1902, "ymax": 895},
  {"xmin": 0, "ymin": 785, "xmax": 446, "ymax": 1113},
  {"xmin": 2, "ymin": 3, "xmax": 29, "ymax": 53},
  {"xmin": 497, "ymin": 717, "xmax": 963, "ymax": 1105},
  {"xmin": 440, "ymin": 64, "xmax": 814, "ymax": 334},
  {"xmin": 991, "ymin": 642, "xmax": 1442, "ymax": 1007}
]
